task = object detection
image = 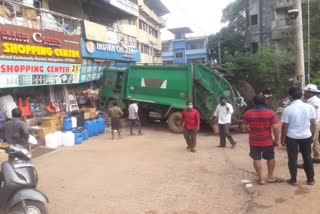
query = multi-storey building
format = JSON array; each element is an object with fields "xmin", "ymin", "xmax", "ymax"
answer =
[
  {"xmin": 246, "ymin": 0, "xmax": 295, "ymax": 53},
  {"xmin": 161, "ymin": 27, "xmax": 208, "ymax": 64},
  {"xmin": 0, "ymin": 0, "xmax": 146, "ymax": 116},
  {"xmin": 117, "ymin": 0, "xmax": 169, "ymax": 64}
]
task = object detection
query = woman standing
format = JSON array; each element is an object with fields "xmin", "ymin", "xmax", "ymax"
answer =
[{"xmin": 108, "ymin": 100, "xmax": 124, "ymax": 139}]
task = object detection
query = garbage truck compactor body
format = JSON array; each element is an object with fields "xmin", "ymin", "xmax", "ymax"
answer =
[{"xmin": 101, "ymin": 64, "xmax": 245, "ymax": 133}]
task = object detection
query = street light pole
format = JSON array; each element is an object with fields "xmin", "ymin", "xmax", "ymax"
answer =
[{"xmin": 292, "ymin": 0, "xmax": 306, "ymax": 88}]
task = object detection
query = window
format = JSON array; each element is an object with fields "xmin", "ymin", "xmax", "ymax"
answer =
[
  {"xmin": 251, "ymin": 43, "xmax": 259, "ymax": 54},
  {"xmin": 139, "ymin": 20, "xmax": 148, "ymax": 32},
  {"xmin": 175, "ymin": 52, "xmax": 184, "ymax": 59},
  {"xmin": 149, "ymin": 27, "xmax": 158, "ymax": 38},
  {"xmin": 141, "ymin": 44, "xmax": 150, "ymax": 55},
  {"xmin": 251, "ymin": 14, "xmax": 258, "ymax": 26},
  {"xmin": 187, "ymin": 41, "xmax": 205, "ymax": 50},
  {"xmin": 162, "ymin": 43, "xmax": 170, "ymax": 52}
]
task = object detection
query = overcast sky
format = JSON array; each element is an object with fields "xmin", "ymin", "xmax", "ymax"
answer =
[{"xmin": 160, "ymin": 0, "xmax": 234, "ymax": 40}]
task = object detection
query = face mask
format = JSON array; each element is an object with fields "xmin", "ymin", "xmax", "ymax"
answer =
[{"xmin": 187, "ymin": 105, "xmax": 193, "ymax": 109}]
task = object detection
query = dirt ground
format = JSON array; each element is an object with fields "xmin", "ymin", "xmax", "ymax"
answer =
[{"xmin": 6, "ymin": 123, "xmax": 320, "ymax": 214}]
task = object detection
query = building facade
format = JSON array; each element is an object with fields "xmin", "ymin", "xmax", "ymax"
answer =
[
  {"xmin": 246, "ymin": 0, "xmax": 296, "ymax": 52},
  {"xmin": 161, "ymin": 27, "xmax": 208, "ymax": 64},
  {"xmin": 117, "ymin": 0, "xmax": 169, "ymax": 64},
  {"xmin": 0, "ymin": 0, "xmax": 143, "ymax": 89}
]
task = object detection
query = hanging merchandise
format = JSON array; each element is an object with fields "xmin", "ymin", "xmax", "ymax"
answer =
[
  {"xmin": 67, "ymin": 94, "xmax": 79, "ymax": 112},
  {"xmin": 18, "ymin": 97, "xmax": 32, "ymax": 117},
  {"xmin": 0, "ymin": 95, "xmax": 18, "ymax": 118}
]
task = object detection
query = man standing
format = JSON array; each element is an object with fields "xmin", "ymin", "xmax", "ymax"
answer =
[
  {"xmin": 213, "ymin": 97, "xmax": 237, "ymax": 148},
  {"xmin": 303, "ymin": 84, "xmax": 320, "ymax": 163},
  {"xmin": 180, "ymin": 101, "xmax": 200, "ymax": 153},
  {"xmin": 128, "ymin": 101, "xmax": 142, "ymax": 136},
  {"xmin": 243, "ymin": 95, "xmax": 283, "ymax": 185},
  {"xmin": 108, "ymin": 100, "xmax": 124, "ymax": 140},
  {"xmin": 281, "ymin": 87, "xmax": 316, "ymax": 186},
  {"xmin": 0, "ymin": 108, "xmax": 29, "ymax": 148}
]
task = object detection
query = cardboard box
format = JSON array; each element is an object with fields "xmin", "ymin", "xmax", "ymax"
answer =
[{"xmin": 80, "ymin": 108, "xmax": 97, "ymax": 119}]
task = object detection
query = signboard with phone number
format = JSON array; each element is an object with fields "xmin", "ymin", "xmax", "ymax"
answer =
[{"xmin": 0, "ymin": 60, "xmax": 81, "ymax": 88}]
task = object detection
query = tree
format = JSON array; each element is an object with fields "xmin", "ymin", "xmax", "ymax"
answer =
[
  {"xmin": 302, "ymin": 0, "xmax": 320, "ymax": 82},
  {"xmin": 208, "ymin": 26, "xmax": 245, "ymax": 65},
  {"xmin": 224, "ymin": 48, "xmax": 293, "ymax": 97},
  {"xmin": 208, "ymin": 0, "xmax": 247, "ymax": 64},
  {"xmin": 221, "ymin": 0, "xmax": 247, "ymax": 31}
]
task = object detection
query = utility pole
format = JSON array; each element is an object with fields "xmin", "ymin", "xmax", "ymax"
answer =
[
  {"xmin": 291, "ymin": 0, "xmax": 305, "ymax": 88},
  {"xmin": 307, "ymin": 0, "xmax": 311, "ymax": 84},
  {"xmin": 218, "ymin": 40, "xmax": 222, "ymax": 66}
]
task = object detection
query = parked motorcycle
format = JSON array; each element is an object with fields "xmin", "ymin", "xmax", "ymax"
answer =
[{"xmin": 0, "ymin": 144, "xmax": 49, "ymax": 214}]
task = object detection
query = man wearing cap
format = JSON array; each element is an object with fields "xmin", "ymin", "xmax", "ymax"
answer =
[{"xmin": 304, "ymin": 84, "xmax": 320, "ymax": 163}]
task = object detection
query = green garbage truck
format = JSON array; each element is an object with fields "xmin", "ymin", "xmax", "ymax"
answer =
[{"xmin": 101, "ymin": 63, "xmax": 247, "ymax": 133}]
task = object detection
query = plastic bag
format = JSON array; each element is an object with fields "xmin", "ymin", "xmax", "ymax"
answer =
[{"xmin": 28, "ymin": 135, "xmax": 38, "ymax": 145}]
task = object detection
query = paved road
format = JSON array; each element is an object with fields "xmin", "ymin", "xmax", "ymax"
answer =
[{"xmin": 26, "ymin": 124, "xmax": 320, "ymax": 213}]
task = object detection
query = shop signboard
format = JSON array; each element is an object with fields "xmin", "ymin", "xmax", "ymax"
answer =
[
  {"xmin": 81, "ymin": 38, "xmax": 140, "ymax": 62},
  {"xmin": 0, "ymin": 60, "xmax": 81, "ymax": 88},
  {"xmin": 0, "ymin": 24, "xmax": 82, "ymax": 64}
]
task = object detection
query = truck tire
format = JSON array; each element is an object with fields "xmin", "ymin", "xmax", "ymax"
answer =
[{"xmin": 168, "ymin": 112, "xmax": 183, "ymax": 133}]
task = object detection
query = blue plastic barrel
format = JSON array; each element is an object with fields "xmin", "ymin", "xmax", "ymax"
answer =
[
  {"xmin": 84, "ymin": 120, "xmax": 92, "ymax": 137},
  {"xmin": 92, "ymin": 118, "xmax": 98, "ymax": 136},
  {"xmin": 97, "ymin": 117, "xmax": 106, "ymax": 134},
  {"xmin": 63, "ymin": 117, "xmax": 72, "ymax": 131},
  {"xmin": 73, "ymin": 131, "xmax": 83, "ymax": 145},
  {"xmin": 83, "ymin": 129, "xmax": 89, "ymax": 140}
]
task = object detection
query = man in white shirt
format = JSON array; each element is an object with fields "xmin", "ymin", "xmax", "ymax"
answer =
[
  {"xmin": 213, "ymin": 97, "xmax": 237, "ymax": 148},
  {"xmin": 304, "ymin": 84, "xmax": 320, "ymax": 163},
  {"xmin": 128, "ymin": 101, "xmax": 142, "ymax": 135},
  {"xmin": 281, "ymin": 87, "xmax": 316, "ymax": 186}
]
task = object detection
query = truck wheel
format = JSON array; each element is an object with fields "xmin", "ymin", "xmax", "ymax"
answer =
[{"xmin": 168, "ymin": 112, "xmax": 183, "ymax": 133}]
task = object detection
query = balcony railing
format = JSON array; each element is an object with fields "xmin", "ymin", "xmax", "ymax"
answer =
[{"xmin": 0, "ymin": 0, "xmax": 82, "ymax": 35}]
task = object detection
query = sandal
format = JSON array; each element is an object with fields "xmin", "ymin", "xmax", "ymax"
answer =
[
  {"xmin": 267, "ymin": 177, "xmax": 285, "ymax": 183},
  {"xmin": 257, "ymin": 180, "xmax": 266, "ymax": 185}
]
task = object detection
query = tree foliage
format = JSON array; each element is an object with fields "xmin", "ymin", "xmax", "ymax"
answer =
[
  {"xmin": 224, "ymin": 48, "xmax": 293, "ymax": 97},
  {"xmin": 207, "ymin": 26, "xmax": 245, "ymax": 64},
  {"xmin": 302, "ymin": 0, "xmax": 320, "ymax": 83},
  {"xmin": 221, "ymin": 0, "xmax": 247, "ymax": 31}
]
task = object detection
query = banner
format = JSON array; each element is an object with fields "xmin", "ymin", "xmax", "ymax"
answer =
[
  {"xmin": 103, "ymin": 0, "xmax": 139, "ymax": 17},
  {"xmin": 0, "ymin": 24, "xmax": 82, "ymax": 64},
  {"xmin": 83, "ymin": 20, "xmax": 137, "ymax": 48},
  {"xmin": 0, "ymin": 61, "xmax": 81, "ymax": 88}
]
